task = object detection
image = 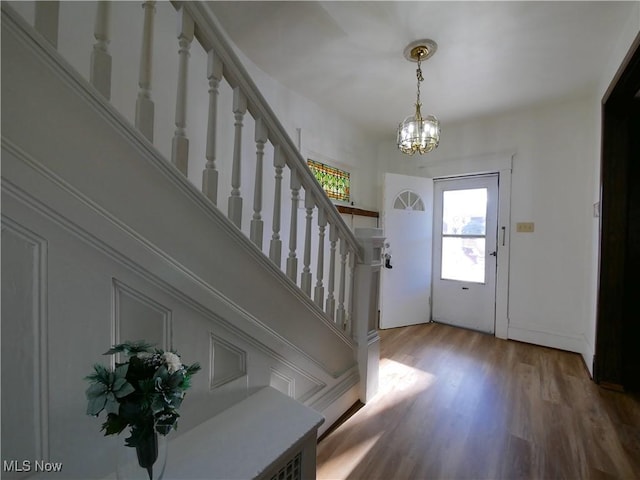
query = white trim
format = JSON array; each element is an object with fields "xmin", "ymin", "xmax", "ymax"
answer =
[
  {"xmin": 421, "ymin": 152, "xmax": 514, "ymax": 339},
  {"xmin": 0, "ymin": 217, "xmax": 49, "ymax": 461},
  {"xmin": 1, "ymin": 165, "xmax": 341, "ymax": 381},
  {"xmin": 418, "ymin": 151, "xmax": 514, "ymax": 178},
  {"xmin": 508, "ymin": 324, "xmax": 589, "ymax": 355},
  {"xmin": 580, "ymin": 333, "xmax": 595, "ymax": 378}
]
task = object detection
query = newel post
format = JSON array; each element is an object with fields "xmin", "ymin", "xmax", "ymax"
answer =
[{"xmin": 353, "ymin": 228, "xmax": 384, "ymax": 403}]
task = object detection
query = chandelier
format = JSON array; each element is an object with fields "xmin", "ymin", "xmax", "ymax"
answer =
[{"xmin": 397, "ymin": 40, "xmax": 440, "ymax": 155}]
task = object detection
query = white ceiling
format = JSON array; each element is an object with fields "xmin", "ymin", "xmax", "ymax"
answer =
[{"xmin": 208, "ymin": 1, "xmax": 635, "ymax": 137}]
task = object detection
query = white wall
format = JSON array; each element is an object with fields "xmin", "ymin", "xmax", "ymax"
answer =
[
  {"xmin": 227, "ymin": 39, "xmax": 380, "ymax": 212},
  {"xmin": 377, "ymin": 93, "xmax": 600, "ymax": 365}
]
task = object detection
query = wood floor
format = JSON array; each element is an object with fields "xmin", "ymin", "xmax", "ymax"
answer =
[{"xmin": 316, "ymin": 323, "xmax": 640, "ymax": 479}]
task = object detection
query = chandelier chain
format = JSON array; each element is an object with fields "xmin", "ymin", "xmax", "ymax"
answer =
[{"xmin": 416, "ymin": 56, "xmax": 423, "ymax": 109}]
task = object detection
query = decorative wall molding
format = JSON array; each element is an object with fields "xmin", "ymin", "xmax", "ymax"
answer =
[
  {"xmin": 0, "ymin": 216, "xmax": 50, "ymax": 461},
  {"xmin": 112, "ymin": 279, "xmax": 173, "ymax": 359},
  {"xmin": 270, "ymin": 368, "xmax": 295, "ymax": 398},
  {"xmin": 209, "ymin": 332, "xmax": 247, "ymax": 389},
  {"xmin": 2, "ymin": 165, "xmax": 332, "ymax": 397},
  {"xmin": 310, "ymin": 367, "xmax": 359, "ymax": 413},
  {"xmin": 1, "ymin": 131, "xmax": 355, "ymax": 360},
  {"xmin": 1, "ymin": 166, "xmax": 347, "ymax": 379}
]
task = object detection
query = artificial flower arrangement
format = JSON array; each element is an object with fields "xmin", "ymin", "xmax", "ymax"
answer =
[{"xmin": 85, "ymin": 341, "xmax": 200, "ymax": 479}]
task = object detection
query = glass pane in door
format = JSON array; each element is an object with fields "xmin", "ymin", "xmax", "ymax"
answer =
[
  {"xmin": 441, "ymin": 237, "xmax": 486, "ymax": 282},
  {"xmin": 440, "ymin": 188, "xmax": 488, "ymax": 283}
]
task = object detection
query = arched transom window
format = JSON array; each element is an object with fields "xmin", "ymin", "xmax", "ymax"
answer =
[{"xmin": 394, "ymin": 190, "xmax": 425, "ymax": 211}]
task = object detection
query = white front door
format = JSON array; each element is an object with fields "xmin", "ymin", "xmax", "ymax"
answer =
[
  {"xmin": 432, "ymin": 175, "xmax": 499, "ymax": 333},
  {"xmin": 380, "ymin": 173, "xmax": 433, "ymax": 329}
]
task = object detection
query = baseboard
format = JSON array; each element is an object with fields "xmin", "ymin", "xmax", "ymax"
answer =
[
  {"xmin": 317, "ymin": 400, "xmax": 364, "ymax": 443},
  {"xmin": 311, "ymin": 369, "xmax": 360, "ymax": 437},
  {"xmin": 507, "ymin": 324, "xmax": 586, "ymax": 354},
  {"xmin": 580, "ymin": 333, "xmax": 595, "ymax": 378}
]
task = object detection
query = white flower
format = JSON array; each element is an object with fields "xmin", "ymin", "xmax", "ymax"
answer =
[{"xmin": 162, "ymin": 352, "xmax": 182, "ymax": 374}]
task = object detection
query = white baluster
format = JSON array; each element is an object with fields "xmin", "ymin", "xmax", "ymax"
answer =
[
  {"xmin": 286, "ymin": 169, "xmax": 301, "ymax": 283},
  {"xmin": 171, "ymin": 7, "xmax": 194, "ymax": 176},
  {"xmin": 250, "ymin": 118, "xmax": 268, "ymax": 249},
  {"xmin": 90, "ymin": 1, "xmax": 111, "ymax": 99},
  {"xmin": 301, "ymin": 191, "xmax": 315, "ymax": 296},
  {"xmin": 346, "ymin": 247, "xmax": 356, "ymax": 336},
  {"xmin": 336, "ymin": 236, "xmax": 348, "ymax": 329},
  {"xmin": 35, "ymin": 1, "xmax": 59, "ymax": 48},
  {"xmin": 136, "ymin": 0, "xmax": 156, "ymax": 142},
  {"xmin": 314, "ymin": 207, "xmax": 327, "ymax": 308},
  {"xmin": 325, "ymin": 223, "xmax": 338, "ymax": 320},
  {"xmin": 269, "ymin": 145, "xmax": 285, "ymax": 267},
  {"xmin": 202, "ymin": 50, "xmax": 223, "ymax": 205},
  {"xmin": 228, "ymin": 87, "xmax": 246, "ymax": 228}
]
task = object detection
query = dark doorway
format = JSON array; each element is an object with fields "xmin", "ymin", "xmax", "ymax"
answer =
[{"xmin": 595, "ymin": 33, "xmax": 640, "ymax": 392}]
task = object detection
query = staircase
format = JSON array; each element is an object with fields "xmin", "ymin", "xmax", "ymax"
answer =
[{"xmin": 1, "ymin": 2, "xmax": 382, "ymax": 478}]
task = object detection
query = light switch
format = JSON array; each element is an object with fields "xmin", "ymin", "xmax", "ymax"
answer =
[{"xmin": 516, "ymin": 222, "xmax": 535, "ymax": 233}]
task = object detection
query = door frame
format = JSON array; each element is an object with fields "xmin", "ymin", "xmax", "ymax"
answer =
[
  {"xmin": 421, "ymin": 152, "xmax": 512, "ymax": 338},
  {"xmin": 432, "ymin": 173, "xmax": 500, "ymax": 334},
  {"xmin": 595, "ymin": 33, "xmax": 640, "ymax": 391}
]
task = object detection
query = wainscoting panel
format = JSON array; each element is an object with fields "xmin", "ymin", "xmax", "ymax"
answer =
[
  {"xmin": 270, "ymin": 368, "xmax": 295, "ymax": 398},
  {"xmin": 209, "ymin": 332, "xmax": 247, "ymax": 389},
  {"xmin": 0, "ymin": 218, "xmax": 48, "ymax": 477},
  {"xmin": 1, "ymin": 159, "xmax": 357, "ymax": 477},
  {"xmin": 113, "ymin": 279, "xmax": 172, "ymax": 354}
]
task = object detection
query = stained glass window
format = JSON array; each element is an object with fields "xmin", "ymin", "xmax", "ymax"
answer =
[{"xmin": 307, "ymin": 159, "xmax": 350, "ymax": 202}]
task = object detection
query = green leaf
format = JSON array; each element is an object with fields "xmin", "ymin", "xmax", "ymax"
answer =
[
  {"xmin": 118, "ymin": 400, "xmax": 142, "ymax": 424},
  {"xmin": 105, "ymin": 393, "xmax": 119, "ymax": 415},
  {"xmin": 101, "ymin": 413, "xmax": 129, "ymax": 436},
  {"xmin": 155, "ymin": 412, "xmax": 179, "ymax": 435},
  {"xmin": 185, "ymin": 363, "xmax": 201, "ymax": 375},
  {"xmin": 170, "ymin": 394, "xmax": 183, "ymax": 410},
  {"xmin": 112, "ymin": 375, "xmax": 126, "ymax": 391},
  {"xmin": 115, "ymin": 363, "xmax": 129, "ymax": 377},
  {"xmin": 104, "ymin": 341, "xmax": 155, "ymax": 357},
  {"xmin": 151, "ymin": 395, "xmax": 166, "ymax": 415},
  {"xmin": 153, "ymin": 365, "xmax": 169, "ymax": 382},
  {"xmin": 85, "ymin": 363, "xmax": 112, "ymax": 383},
  {"xmin": 115, "ymin": 382, "xmax": 135, "ymax": 399},
  {"xmin": 165, "ymin": 371, "xmax": 183, "ymax": 389},
  {"xmin": 87, "ymin": 395, "xmax": 107, "ymax": 416},
  {"xmin": 86, "ymin": 382, "xmax": 107, "ymax": 398}
]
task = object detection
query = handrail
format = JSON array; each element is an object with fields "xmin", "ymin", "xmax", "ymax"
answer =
[{"xmin": 173, "ymin": 1, "xmax": 363, "ymax": 262}]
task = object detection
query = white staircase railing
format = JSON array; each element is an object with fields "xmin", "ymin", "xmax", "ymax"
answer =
[{"xmin": 22, "ymin": 0, "xmax": 364, "ymax": 337}]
